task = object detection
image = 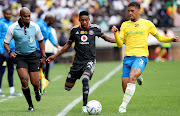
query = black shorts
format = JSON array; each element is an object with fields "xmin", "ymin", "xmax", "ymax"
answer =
[
  {"xmin": 66, "ymin": 60, "xmax": 96, "ymax": 83},
  {"xmin": 15, "ymin": 51, "xmax": 40, "ymax": 72}
]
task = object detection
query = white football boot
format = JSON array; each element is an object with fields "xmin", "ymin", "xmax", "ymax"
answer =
[
  {"xmin": 118, "ymin": 106, "xmax": 126, "ymax": 113},
  {"xmin": 82, "ymin": 106, "xmax": 88, "ymax": 113}
]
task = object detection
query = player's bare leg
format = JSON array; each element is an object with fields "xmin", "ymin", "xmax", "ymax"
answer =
[
  {"xmin": 17, "ymin": 68, "xmax": 34, "ymax": 112},
  {"xmin": 122, "ymin": 77, "xmax": 129, "ymax": 93},
  {"xmin": 29, "ymin": 71, "xmax": 41, "ymax": 102},
  {"xmin": 119, "ymin": 67, "xmax": 141, "ymax": 113},
  {"xmin": 65, "ymin": 82, "xmax": 75, "ymax": 91}
]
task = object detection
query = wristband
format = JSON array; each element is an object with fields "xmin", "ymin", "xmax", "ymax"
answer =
[
  {"xmin": 8, "ymin": 50, "xmax": 12, "ymax": 55},
  {"xmin": 42, "ymin": 55, "xmax": 47, "ymax": 59}
]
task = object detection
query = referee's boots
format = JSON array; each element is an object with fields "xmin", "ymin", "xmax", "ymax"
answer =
[
  {"xmin": 27, "ymin": 106, "xmax": 34, "ymax": 112},
  {"xmin": 35, "ymin": 89, "xmax": 41, "ymax": 101}
]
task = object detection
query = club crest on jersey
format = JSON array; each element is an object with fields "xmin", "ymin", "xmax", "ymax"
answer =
[
  {"xmin": 30, "ymin": 37, "xmax": 34, "ymax": 43},
  {"xmin": 89, "ymin": 30, "xmax": 94, "ymax": 35},
  {"xmin": 135, "ymin": 24, "xmax": 139, "ymax": 27},
  {"xmin": 80, "ymin": 35, "xmax": 89, "ymax": 44}
]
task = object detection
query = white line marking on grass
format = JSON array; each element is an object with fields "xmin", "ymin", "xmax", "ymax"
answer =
[
  {"xmin": 0, "ymin": 75, "xmax": 63, "ymax": 103},
  {"xmin": 57, "ymin": 63, "xmax": 123, "ymax": 116},
  {"xmin": 51, "ymin": 75, "xmax": 63, "ymax": 82},
  {"xmin": 0, "ymin": 95, "xmax": 22, "ymax": 102}
]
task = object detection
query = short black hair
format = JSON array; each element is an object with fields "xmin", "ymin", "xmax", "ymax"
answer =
[
  {"xmin": 79, "ymin": 11, "xmax": 89, "ymax": 17},
  {"xmin": 3, "ymin": 9, "xmax": 11, "ymax": 14},
  {"xmin": 128, "ymin": 2, "xmax": 140, "ymax": 9}
]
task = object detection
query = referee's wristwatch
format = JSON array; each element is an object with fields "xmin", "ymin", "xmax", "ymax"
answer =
[
  {"xmin": 8, "ymin": 50, "xmax": 12, "ymax": 55},
  {"xmin": 42, "ymin": 55, "xmax": 47, "ymax": 59}
]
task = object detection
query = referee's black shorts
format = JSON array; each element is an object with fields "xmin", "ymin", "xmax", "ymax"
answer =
[{"xmin": 15, "ymin": 51, "xmax": 40, "ymax": 72}]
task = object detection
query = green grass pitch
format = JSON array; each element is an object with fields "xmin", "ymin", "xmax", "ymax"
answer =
[{"xmin": 0, "ymin": 61, "xmax": 180, "ymax": 116}]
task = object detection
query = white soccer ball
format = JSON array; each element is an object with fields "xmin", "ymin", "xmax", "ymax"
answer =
[{"xmin": 86, "ymin": 100, "xmax": 102, "ymax": 115}]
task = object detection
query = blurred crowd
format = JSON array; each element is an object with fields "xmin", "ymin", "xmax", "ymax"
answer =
[
  {"xmin": 1, "ymin": 0, "xmax": 180, "ymax": 34},
  {"xmin": 0, "ymin": 0, "xmax": 179, "ymax": 63}
]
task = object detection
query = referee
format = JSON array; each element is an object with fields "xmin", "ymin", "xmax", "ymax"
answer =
[{"xmin": 4, "ymin": 7, "xmax": 46, "ymax": 112}]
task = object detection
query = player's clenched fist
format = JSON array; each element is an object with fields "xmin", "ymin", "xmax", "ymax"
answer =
[
  {"xmin": 111, "ymin": 26, "xmax": 118, "ymax": 33},
  {"xmin": 172, "ymin": 36, "xmax": 180, "ymax": 42}
]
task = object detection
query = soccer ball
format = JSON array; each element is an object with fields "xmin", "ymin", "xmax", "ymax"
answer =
[{"xmin": 86, "ymin": 100, "xmax": 102, "ymax": 115}]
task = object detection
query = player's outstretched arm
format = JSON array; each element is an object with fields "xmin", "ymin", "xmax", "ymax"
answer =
[
  {"xmin": 155, "ymin": 34, "xmax": 180, "ymax": 43},
  {"xmin": 101, "ymin": 34, "xmax": 116, "ymax": 43},
  {"xmin": 111, "ymin": 26, "xmax": 124, "ymax": 47},
  {"xmin": 46, "ymin": 41, "xmax": 72, "ymax": 63}
]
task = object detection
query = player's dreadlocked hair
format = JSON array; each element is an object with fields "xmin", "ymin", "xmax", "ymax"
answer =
[
  {"xmin": 79, "ymin": 11, "xmax": 89, "ymax": 17},
  {"xmin": 128, "ymin": 2, "xmax": 140, "ymax": 9}
]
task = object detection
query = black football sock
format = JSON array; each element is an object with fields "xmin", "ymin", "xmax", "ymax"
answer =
[
  {"xmin": 22, "ymin": 86, "xmax": 33, "ymax": 108},
  {"xmin": 33, "ymin": 85, "xmax": 39, "ymax": 92},
  {"xmin": 82, "ymin": 74, "xmax": 89, "ymax": 106}
]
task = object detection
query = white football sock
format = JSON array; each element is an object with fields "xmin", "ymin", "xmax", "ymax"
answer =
[
  {"xmin": 9, "ymin": 87, "xmax": 15, "ymax": 94},
  {"xmin": 121, "ymin": 83, "xmax": 136, "ymax": 108},
  {"xmin": 0, "ymin": 88, "xmax": 2, "ymax": 93}
]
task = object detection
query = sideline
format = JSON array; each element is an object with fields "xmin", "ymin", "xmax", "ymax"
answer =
[
  {"xmin": 57, "ymin": 63, "xmax": 123, "ymax": 116},
  {"xmin": 0, "ymin": 74, "xmax": 63, "ymax": 103}
]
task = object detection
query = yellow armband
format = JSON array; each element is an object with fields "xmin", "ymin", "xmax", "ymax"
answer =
[
  {"xmin": 114, "ymin": 32, "xmax": 124, "ymax": 47},
  {"xmin": 155, "ymin": 34, "xmax": 172, "ymax": 42}
]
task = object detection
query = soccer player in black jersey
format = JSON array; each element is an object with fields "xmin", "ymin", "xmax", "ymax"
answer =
[{"xmin": 47, "ymin": 11, "xmax": 116, "ymax": 113}]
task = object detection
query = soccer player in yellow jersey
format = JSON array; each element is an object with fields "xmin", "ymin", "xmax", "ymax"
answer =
[{"xmin": 111, "ymin": 2, "xmax": 180, "ymax": 113}]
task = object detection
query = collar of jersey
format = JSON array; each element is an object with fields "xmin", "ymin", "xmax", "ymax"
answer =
[
  {"xmin": 0, "ymin": 17, "xmax": 11, "ymax": 23},
  {"xmin": 130, "ymin": 18, "xmax": 141, "ymax": 23},
  {"xmin": 18, "ymin": 18, "xmax": 30, "ymax": 28},
  {"xmin": 79, "ymin": 23, "xmax": 90, "ymax": 30}
]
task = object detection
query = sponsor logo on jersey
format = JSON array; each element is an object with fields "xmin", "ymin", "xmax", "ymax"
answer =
[
  {"xmin": 126, "ymin": 31, "xmax": 143, "ymax": 35},
  {"xmin": 80, "ymin": 31, "xmax": 87, "ymax": 34},
  {"xmin": 81, "ymin": 35, "xmax": 88, "ymax": 42},
  {"xmin": 80, "ymin": 35, "xmax": 89, "ymax": 44},
  {"xmin": 89, "ymin": 30, "xmax": 94, "ymax": 35},
  {"xmin": 75, "ymin": 31, "xmax": 79, "ymax": 34}
]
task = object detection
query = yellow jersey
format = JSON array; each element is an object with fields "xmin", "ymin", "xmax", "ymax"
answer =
[{"xmin": 115, "ymin": 18, "xmax": 172, "ymax": 57}]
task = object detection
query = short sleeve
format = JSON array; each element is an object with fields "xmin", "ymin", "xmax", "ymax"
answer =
[
  {"xmin": 95, "ymin": 26, "xmax": 104, "ymax": 37},
  {"xmin": 149, "ymin": 21, "xmax": 158, "ymax": 36},
  {"xmin": 35, "ymin": 24, "xmax": 44, "ymax": 41},
  {"xmin": 4, "ymin": 26, "xmax": 13, "ymax": 44},
  {"xmin": 69, "ymin": 28, "xmax": 76, "ymax": 42},
  {"xmin": 119, "ymin": 23, "xmax": 125, "ymax": 41}
]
